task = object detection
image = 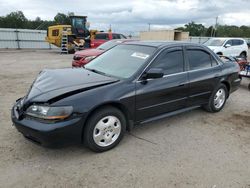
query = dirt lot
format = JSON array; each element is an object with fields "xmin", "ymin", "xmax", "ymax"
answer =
[{"xmin": 0, "ymin": 50, "xmax": 250, "ymax": 188}]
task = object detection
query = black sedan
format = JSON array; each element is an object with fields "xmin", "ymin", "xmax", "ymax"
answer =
[{"xmin": 11, "ymin": 41, "xmax": 241, "ymax": 152}]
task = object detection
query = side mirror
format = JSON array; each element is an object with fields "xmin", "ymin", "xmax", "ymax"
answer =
[
  {"xmin": 142, "ymin": 68, "xmax": 164, "ymax": 80},
  {"xmin": 225, "ymin": 44, "xmax": 231, "ymax": 48}
]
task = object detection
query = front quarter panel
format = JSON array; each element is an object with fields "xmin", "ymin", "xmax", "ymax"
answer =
[{"xmin": 53, "ymin": 80, "xmax": 136, "ymax": 124}]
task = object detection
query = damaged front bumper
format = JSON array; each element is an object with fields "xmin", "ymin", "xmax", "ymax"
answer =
[{"xmin": 11, "ymin": 100, "xmax": 85, "ymax": 147}]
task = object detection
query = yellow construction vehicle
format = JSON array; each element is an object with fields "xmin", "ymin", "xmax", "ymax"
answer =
[{"xmin": 45, "ymin": 16, "xmax": 97, "ymax": 53}]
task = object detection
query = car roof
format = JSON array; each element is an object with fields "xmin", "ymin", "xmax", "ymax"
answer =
[
  {"xmin": 108, "ymin": 39, "xmax": 138, "ymax": 43},
  {"xmin": 123, "ymin": 40, "xmax": 202, "ymax": 48},
  {"xmin": 96, "ymin": 32, "xmax": 124, "ymax": 35},
  {"xmin": 209, "ymin": 37, "xmax": 245, "ymax": 40}
]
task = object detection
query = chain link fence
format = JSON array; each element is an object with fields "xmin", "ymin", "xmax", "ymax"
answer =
[
  {"xmin": 0, "ymin": 28, "xmax": 249, "ymax": 49},
  {"xmin": 0, "ymin": 28, "xmax": 57, "ymax": 49}
]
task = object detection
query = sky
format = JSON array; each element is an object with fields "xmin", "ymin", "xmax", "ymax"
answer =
[{"xmin": 0, "ymin": 0, "xmax": 250, "ymax": 35}]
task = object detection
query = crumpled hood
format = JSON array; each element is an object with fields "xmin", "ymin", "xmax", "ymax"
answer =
[{"xmin": 25, "ymin": 68, "xmax": 118, "ymax": 103}]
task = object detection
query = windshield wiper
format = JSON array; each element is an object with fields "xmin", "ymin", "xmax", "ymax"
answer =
[
  {"xmin": 97, "ymin": 47, "xmax": 105, "ymax": 50},
  {"xmin": 85, "ymin": 67, "xmax": 110, "ymax": 77}
]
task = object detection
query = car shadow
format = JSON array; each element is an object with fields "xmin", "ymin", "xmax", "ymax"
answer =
[{"xmin": 19, "ymin": 107, "xmax": 207, "ymax": 157}]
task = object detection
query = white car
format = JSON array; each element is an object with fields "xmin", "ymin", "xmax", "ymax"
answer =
[{"xmin": 204, "ymin": 38, "xmax": 248, "ymax": 58}]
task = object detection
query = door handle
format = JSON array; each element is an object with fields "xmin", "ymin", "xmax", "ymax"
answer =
[
  {"xmin": 215, "ymin": 74, "xmax": 220, "ymax": 78},
  {"xmin": 178, "ymin": 83, "xmax": 185, "ymax": 87}
]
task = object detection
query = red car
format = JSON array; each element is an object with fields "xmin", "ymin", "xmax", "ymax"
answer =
[
  {"xmin": 72, "ymin": 39, "xmax": 137, "ymax": 67},
  {"xmin": 90, "ymin": 32, "xmax": 127, "ymax": 48},
  {"xmin": 220, "ymin": 55, "xmax": 248, "ymax": 71}
]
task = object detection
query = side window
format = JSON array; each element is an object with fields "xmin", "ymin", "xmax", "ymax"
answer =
[
  {"xmin": 187, "ymin": 49, "xmax": 212, "ymax": 70},
  {"xmin": 211, "ymin": 56, "xmax": 218, "ymax": 67},
  {"xmin": 239, "ymin": 40, "xmax": 244, "ymax": 45},
  {"xmin": 52, "ymin": 29, "xmax": 59, "ymax": 36},
  {"xmin": 232, "ymin": 40, "xmax": 240, "ymax": 46},
  {"xmin": 225, "ymin": 40, "xmax": 233, "ymax": 46},
  {"xmin": 112, "ymin": 34, "xmax": 120, "ymax": 39},
  {"xmin": 95, "ymin": 34, "xmax": 109, "ymax": 40},
  {"xmin": 151, "ymin": 49, "xmax": 184, "ymax": 75}
]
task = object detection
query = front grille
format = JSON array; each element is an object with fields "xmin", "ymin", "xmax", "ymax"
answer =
[{"xmin": 14, "ymin": 98, "xmax": 25, "ymax": 120}]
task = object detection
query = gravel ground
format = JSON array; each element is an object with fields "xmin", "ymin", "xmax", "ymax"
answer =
[{"xmin": 0, "ymin": 49, "xmax": 250, "ymax": 188}]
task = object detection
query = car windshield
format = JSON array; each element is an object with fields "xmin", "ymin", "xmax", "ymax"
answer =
[
  {"xmin": 85, "ymin": 44, "xmax": 156, "ymax": 79},
  {"xmin": 204, "ymin": 39, "xmax": 225, "ymax": 46},
  {"xmin": 97, "ymin": 40, "xmax": 122, "ymax": 51}
]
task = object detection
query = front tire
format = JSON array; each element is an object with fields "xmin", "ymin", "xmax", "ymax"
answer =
[
  {"xmin": 204, "ymin": 84, "xmax": 228, "ymax": 113},
  {"xmin": 83, "ymin": 106, "xmax": 126, "ymax": 152},
  {"xmin": 239, "ymin": 52, "xmax": 247, "ymax": 59}
]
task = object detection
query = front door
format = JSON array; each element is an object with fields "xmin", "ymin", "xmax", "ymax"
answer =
[
  {"xmin": 135, "ymin": 47, "xmax": 189, "ymax": 122},
  {"xmin": 223, "ymin": 39, "xmax": 234, "ymax": 56}
]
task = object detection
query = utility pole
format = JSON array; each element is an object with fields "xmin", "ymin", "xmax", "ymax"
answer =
[
  {"xmin": 109, "ymin": 24, "xmax": 112, "ymax": 32},
  {"xmin": 210, "ymin": 16, "xmax": 218, "ymax": 37},
  {"xmin": 210, "ymin": 28, "xmax": 214, "ymax": 37},
  {"xmin": 148, "ymin": 23, "xmax": 151, "ymax": 31},
  {"xmin": 214, "ymin": 16, "xmax": 219, "ymax": 37}
]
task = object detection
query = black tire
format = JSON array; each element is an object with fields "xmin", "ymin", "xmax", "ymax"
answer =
[
  {"xmin": 248, "ymin": 83, "xmax": 250, "ymax": 91},
  {"xmin": 203, "ymin": 84, "xmax": 228, "ymax": 113},
  {"xmin": 83, "ymin": 106, "xmax": 126, "ymax": 152},
  {"xmin": 239, "ymin": 52, "xmax": 247, "ymax": 59}
]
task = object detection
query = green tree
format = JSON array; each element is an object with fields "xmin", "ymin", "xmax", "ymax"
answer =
[
  {"xmin": 205, "ymin": 26, "xmax": 214, "ymax": 37},
  {"xmin": 184, "ymin": 21, "xmax": 206, "ymax": 36},
  {"xmin": 175, "ymin": 27, "xmax": 185, "ymax": 31},
  {"xmin": 54, "ymin": 13, "xmax": 71, "ymax": 25},
  {"xmin": 0, "ymin": 11, "xmax": 28, "ymax": 28}
]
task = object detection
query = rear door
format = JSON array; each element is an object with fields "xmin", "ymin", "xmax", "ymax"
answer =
[
  {"xmin": 135, "ymin": 47, "xmax": 189, "ymax": 122},
  {"xmin": 185, "ymin": 46, "xmax": 222, "ymax": 106},
  {"xmin": 232, "ymin": 39, "xmax": 243, "ymax": 56}
]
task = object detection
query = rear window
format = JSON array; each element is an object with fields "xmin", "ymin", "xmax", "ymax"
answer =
[{"xmin": 95, "ymin": 33, "xmax": 109, "ymax": 40}]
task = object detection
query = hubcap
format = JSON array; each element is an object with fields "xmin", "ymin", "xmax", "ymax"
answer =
[
  {"xmin": 93, "ymin": 116, "xmax": 121, "ymax": 147},
  {"xmin": 214, "ymin": 88, "xmax": 226, "ymax": 109}
]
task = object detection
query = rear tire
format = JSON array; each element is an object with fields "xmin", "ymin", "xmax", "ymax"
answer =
[
  {"xmin": 83, "ymin": 106, "xmax": 126, "ymax": 152},
  {"xmin": 203, "ymin": 84, "xmax": 228, "ymax": 113}
]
